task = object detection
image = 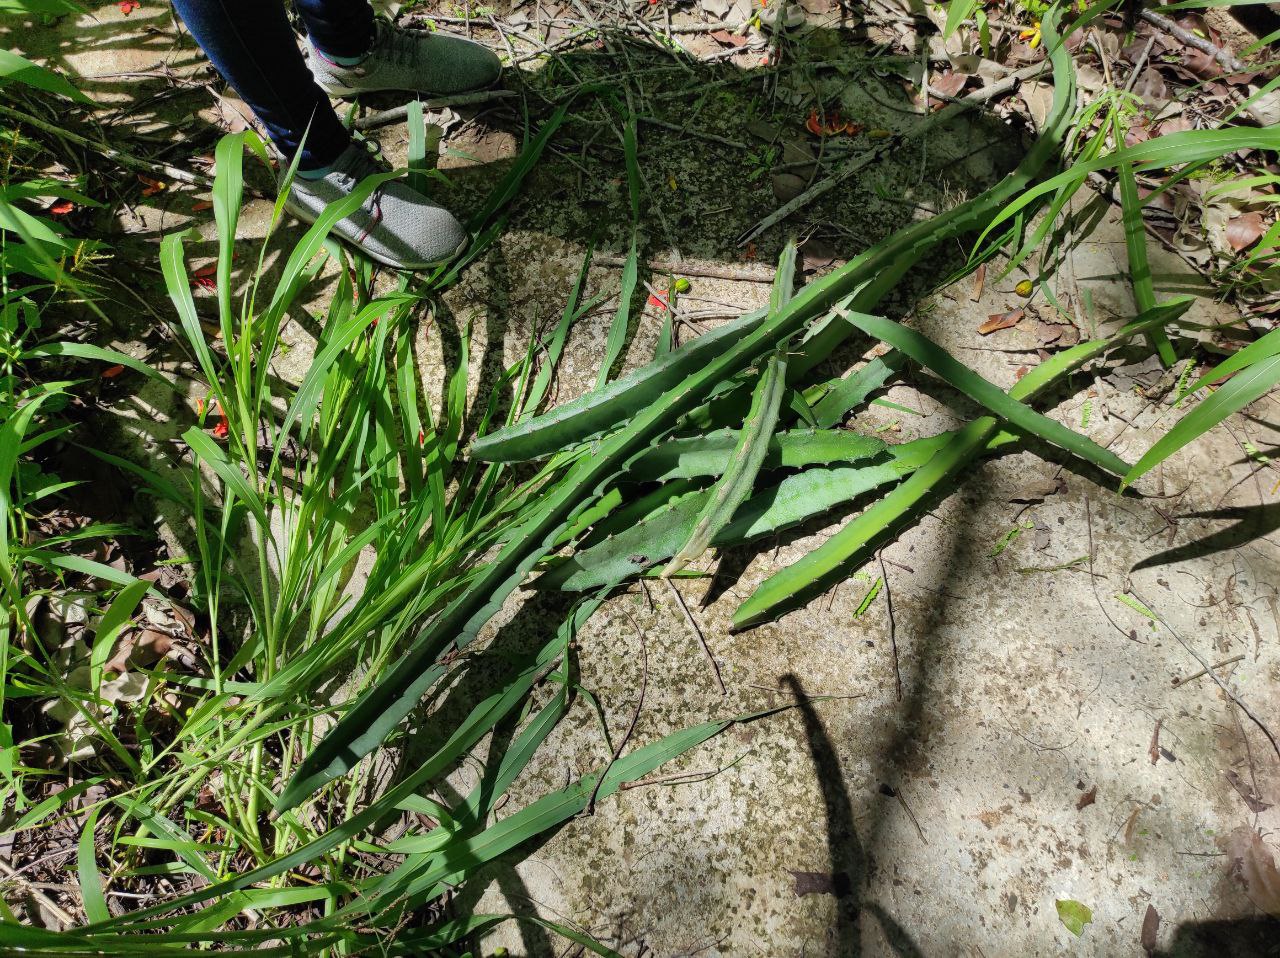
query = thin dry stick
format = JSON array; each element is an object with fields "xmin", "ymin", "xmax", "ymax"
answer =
[
  {"xmin": 0, "ymin": 103, "xmax": 213, "ymax": 189},
  {"xmin": 636, "ymin": 115, "xmax": 751, "ymax": 151},
  {"xmin": 1128, "ymin": 586, "xmax": 1280, "ymax": 763},
  {"xmin": 1140, "ymin": 8, "xmax": 1247, "ymax": 74},
  {"xmin": 352, "ymin": 90, "xmax": 518, "ymax": 129},
  {"xmin": 595, "ymin": 254, "xmax": 775, "ymax": 284},
  {"xmin": 665, "ymin": 578, "xmax": 727, "ymax": 695},
  {"xmin": 0, "ymin": 855, "xmax": 78, "ymax": 927},
  {"xmin": 1172, "ymin": 654, "xmax": 1245, "ymax": 687},
  {"xmin": 877, "ymin": 550, "xmax": 902, "ymax": 702},
  {"xmin": 738, "ymin": 60, "xmax": 1051, "ymax": 245},
  {"xmin": 586, "ymin": 606, "xmax": 649, "ymax": 815}
]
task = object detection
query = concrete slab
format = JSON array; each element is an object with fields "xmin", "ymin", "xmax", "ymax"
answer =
[{"xmin": 9, "ymin": 4, "xmax": 1279, "ymax": 955}]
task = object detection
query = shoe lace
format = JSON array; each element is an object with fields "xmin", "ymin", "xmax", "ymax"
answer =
[
  {"xmin": 374, "ymin": 20, "xmax": 421, "ymax": 69},
  {"xmin": 332, "ymin": 141, "xmax": 390, "ymax": 238},
  {"xmin": 336, "ymin": 142, "xmax": 386, "ymax": 188}
]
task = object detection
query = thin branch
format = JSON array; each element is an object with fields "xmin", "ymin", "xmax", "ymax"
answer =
[
  {"xmin": 738, "ymin": 61, "xmax": 1051, "ymax": 245},
  {"xmin": 0, "ymin": 103, "xmax": 213, "ymax": 189},
  {"xmin": 586, "ymin": 606, "xmax": 648, "ymax": 814},
  {"xmin": 1128, "ymin": 586, "xmax": 1280, "ymax": 762},
  {"xmin": 877, "ymin": 549, "xmax": 902, "ymax": 702},
  {"xmin": 665, "ymin": 578, "xmax": 727, "ymax": 695},
  {"xmin": 351, "ymin": 90, "xmax": 518, "ymax": 129},
  {"xmin": 1140, "ymin": 9, "xmax": 1247, "ymax": 75}
]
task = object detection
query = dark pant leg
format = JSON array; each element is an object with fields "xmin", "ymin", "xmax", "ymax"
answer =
[
  {"xmin": 294, "ymin": 0, "xmax": 375, "ymax": 60},
  {"xmin": 171, "ymin": 0, "xmax": 351, "ymax": 169}
]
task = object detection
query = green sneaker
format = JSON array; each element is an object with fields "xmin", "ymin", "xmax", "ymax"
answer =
[
  {"xmin": 307, "ymin": 19, "xmax": 501, "ymax": 98},
  {"xmin": 283, "ymin": 142, "xmax": 467, "ymax": 271}
]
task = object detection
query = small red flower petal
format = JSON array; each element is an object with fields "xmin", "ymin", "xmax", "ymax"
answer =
[{"xmin": 211, "ymin": 401, "xmax": 229, "ymax": 439}]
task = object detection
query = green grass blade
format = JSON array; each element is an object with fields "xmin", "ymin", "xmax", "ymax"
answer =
[
  {"xmin": 1123, "ymin": 353, "xmax": 1280, "ymax": 488},
  {"xmin": 0, "ymin": 48, "xmax": 92, "ymax": 103},
  {"xmin": 734, "ymin": 299, "xmax": 1194, "ymax": 628},
  {"xmin": 359, "ymin": 713, "xmax": 758, "ymax": 919},
  {"xmin": 976, "ymin": 127, "xmax": 1280, "ymax": 251},
  {"xmin": 159, "ymin": 229, "xmax": 220, "ymax": 385},
  {"xmin": 212, "ymin": 133, "xmax": 248, "ymax": 335},
  {"xmin": 77, "ymin": 804, "xmax": 109, "ymax": 924},
  {"xmin": 597, "ymin": 235, "xmax": 638, "ymax": 388},
  {"xmin": 835, "ymin": 309, "xmax": 1130, "ymax": 476},
  {"xmin": 466, "ymin": 101, "xmax": 569, "ymax": 232},
  {"xmin": 523, "ymin": 247, "xmax": 597, "ymax": 417},
  {"xmin": 1184, "ymin": 325, "xmax": 1280, "ymax": 395},
  {"xmin": 89, "ymin": 579, "xmax": 149, "ymax": 694},
  {"xmin": 19, "ymin": 341, "xmax": 172, "ymax": 391},
  {"xmin": 183, "ymin": 427, "xmax": 271, "ymax": 533},
  {"xmin": 398, "ymin": 915, "xmax": 621, "ymax": 957},
  {"xmin": 1118, "ymin": 161, "xmax": 1176, "ymax": 366}
]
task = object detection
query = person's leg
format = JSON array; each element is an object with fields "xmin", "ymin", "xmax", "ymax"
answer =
[
  {"xmin": 171, "ymin": 0, "xmax": 350, "ymax": 170},
  {"xmin": 292, "ymin": 0, "xmax": 375, "ymax": 63},
  {"xmin": 171, "ymin": 0, "xmax": 471, "ymax": 268}
]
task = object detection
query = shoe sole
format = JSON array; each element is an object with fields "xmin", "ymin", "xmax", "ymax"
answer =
[
  {"xmin": 283, "ymin": 195, "xmax": 468, "ymax": 271},
  {"xmin": 315, "ymin": 75, "xmax": 499, "ymax": 97}
]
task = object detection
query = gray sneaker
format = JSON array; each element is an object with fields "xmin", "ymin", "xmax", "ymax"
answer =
[
  {"xmin": 308, "ymin": 19, "xmax": 501, "ymax": 98},
  {"xmin": 284, "ymin": 142, "xmax": 468, "ymax": 270}
]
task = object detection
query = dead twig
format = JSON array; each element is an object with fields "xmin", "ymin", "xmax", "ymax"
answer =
[
  {"xmin": 665, "ymin": 578, "xmax": 727, "ymax": 695},
  {"xmin": 1139, "ymin": 9, "xmax": 1247, "ymax": 75},
  {"xmin": 586, "ymin": 606, "xmax": 649, "ymax": 815},
  {"xmin": 0, "ymin": 855, "xmax": 78, "ymax": 927},
  {"xmin": 595, "ymin": 254, "xmax": 775, "ymax": 284},
  {"xmin": 877, "ymin": 550, "xmax": 902, "ymax": 702},
  {"xmin": 1128, "ymin": 586, "xmax": 1280, "ymax": 763},
  {"xmin": 636, "ymin": 115, "xmax": 751, "ymax": 151},
  {"xmin": 352, "ymin": 90, "xmax": 518, "ymax": 129},
  {"xmin": 0, "ymin": 103, "xmax": 213, "ymax": 189},
  {"xmin": 1171, "ymin": 654, "xmax": 1245, "ymax": 687},
  {"xmin": 738, "ymin": 61, "xmax": 1051, "ymax": 246}
]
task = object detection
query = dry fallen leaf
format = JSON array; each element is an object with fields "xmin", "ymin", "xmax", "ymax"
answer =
[
  {"xmin": 978, "ymin": 309, "xmax": 1024, "ymax": 335},
  {"xmin": 1224, "ymin": 769, "xmax": 1274, "ymax": 813},
  {"xmin": 971, "ymin": 263, "xmax": 985, "ymax": 302},
  {"xmin": 1034, "ymin": 321, "xmax": 1063, "ymax": 346},
  {"xmin": 1141, "ymin": 903, "xmax": 1160, "ymax": 954},
  {"xmin": 1226, "ymin": 211, "xmax": 1267, "ymax": 252},
  {"xmin": 799, "ymin": 237, "xmax": 836, "ymax": 272},
  {"xmin": 1223, "ymin": 826, "xmax": 1280, "ymax": 917},
  {"xmin": 931, "ymin": 70, "xmax": 969, "ymax": 98},
  {"xmin": 709, "ymin": 29, "xmax": 748, "ymax": 47}
]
